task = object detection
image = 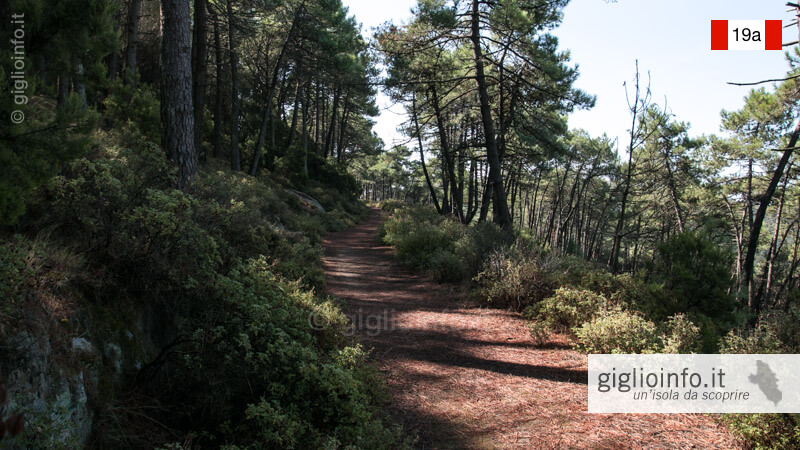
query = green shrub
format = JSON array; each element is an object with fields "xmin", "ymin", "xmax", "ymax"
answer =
[
  {"xmin": 379, "ymin": 199, "xmax": 405, "ymax": 212},
  {"xmin": 537, "ymin": 253, "xmax": 593, "ymax": 288},
  {"xmin": 474, "ymin": 251, "xmax": 555, "ymax": 310},
  {"xmin": 380, "ymin": 207, "xmax": 468, "ymax": 280},
  {"xmin": 660, "ymin": 313, "xmax": 701, "ymax": 353},
  {"xmin": 0, "ymin": 92, "xmax": 95, "ymax": 224},
  {"xmin": 652, "ymin": 231, "xmax": 736, "ymax": 321},
  {"xmin": 573, "ymin": 308, "xmax": 660, "ymax": 354},
  {"xmin": 102, "ymin": 80, "xmax": 161, "ymax": 142},
  {"xmin": 527, "ymin": 320, "xmax": 550, "ymax": 346},
  {"xmin": 532, "ymin": 287, "xmax": 609, "ymax": 331},
  {"xmin": 576, "ymin": 270, "xmax": 668, "ymax": 318},
  {"xmin": 0, "ymin": 237, "xmax": 30, "ymax": 308},
  {"xmin": 324, "ymin": 209, "xmax": 356, "ymax": 232},
  {"xmin": 47, "ymin": 150, "xmax": 223, "ymax": 292},
  {"xmin": 761, "ymin": 305, "xmax": 800, "ymax": 352},
  {"xmin": 428, "ymin": 248, "xmax": 467, "ymax": 282},
  {"xmin": 718, "ymin": 323, "xmax": 787, "ymax": 354},
  {"xmin": 171, "ymin": 257, "xmax": 404, "ymax": 448},
  {"xmin": 719, "ymin": 307, "xmax": 800, "ymax": 448},
  {"xmin": 455, "ymin": 220, "xmax": 512, "ymax": 276},
  {"xmin": 721, "ymin": 414, "xmax": 800, "ymax": 449}
]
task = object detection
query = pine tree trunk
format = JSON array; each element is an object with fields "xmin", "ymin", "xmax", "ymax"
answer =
[
  {"xmin": 212, "ymin": 12, "xmax": 224, "ymax": 159},
  {"xmin": 412, "ymin": 92, "xmax": 441, "ymax": 213},
  {"xmin": 324, "ymin": 85, "xmax": 340, "ymax": 158},
  {"xmin": 226, "ymin": 0, "xmax": 240, "ymax": 171},
  {"xmin": 336, "ymin": 100, "xmax": 350, "ymax": 162},
  {"xmin": 161, "ymin": 0, "xmax": 196, "ymax": 189},
  {"xmin": 430, "ymin": 85, "xmax": 462, "ymax": 220},
  {"xmin": 125, "ymin": 0, "xmax": 142, "ymax": 87},
  {"xmin": 744, "ymin": 119, "xmax": 800, "ymax": 313},
  {"xmin": 287, "ymin": 78, "xmax": 302, "ymax": 149},
  {"xmin": 470, "ymin": 0, "xmax": 511, "ymax": 230},
  {"xmin": 191, "ymin": 0, "xmax": 208, "ymax": 163},
  {"xmin": 108, "ymin": 9, "xmax": 121, "ymax": 81},
  {"xmin": 250, "ymin": 1, "xmax": 304, "ymax": 174},
  {"xmin": 74, "ymin": 62, "xmax": 87, "ymax": 107},
  {"xmin": 302, "ymin": 82, "xmax": 310, "ymax": 179}
]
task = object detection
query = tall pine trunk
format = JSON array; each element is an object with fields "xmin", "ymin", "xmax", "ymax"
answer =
[
  {"xmin": 192, "ymin": 0, "xmax": 208, "ymax": 162},
  {"xmin": 470, "ymin": 0, "xmax": 511, "ymax": 230},
  {"xmin": 249, "ymin": 1, "xmax": 304, "ymax": 175},
  {"xmin": 161, "ymin": 0, "xmax": 196, "ymax": 189},
  {"xmin": 125, "ymin": 0, "xmax": 142, "ymax": 87},
  {"xmin": 412, "ymin": 92, "xmax": 441, "ymax": 213},
  {"xmin": 744, "ymin": 119, "xmax": 800, "ymax": 313},
  {"xmin": 226, "ymin": 0, "xmax": 240, "ymax": 171},
  {"xmin": 212, "ymin": 12, "xmax": 224, "ymax": 159}
]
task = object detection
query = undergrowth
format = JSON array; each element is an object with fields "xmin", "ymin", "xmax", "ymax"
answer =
[
  {"xmin": 1, "ymin": 123, "xmax": 401, "ymax": 448},
  {"xmin": 378, "ymin": 204, "xmax": 800, "ymax": 448}
]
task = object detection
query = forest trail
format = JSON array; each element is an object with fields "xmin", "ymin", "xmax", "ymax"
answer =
[{"xmin": 322, "ymin": 209, "xmax": 739, "ymax": 449}]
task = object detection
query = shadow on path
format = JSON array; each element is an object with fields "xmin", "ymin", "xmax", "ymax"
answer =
[{"xmin": 323, "ymin": 208, "xmax": 738, "ymax": 449}]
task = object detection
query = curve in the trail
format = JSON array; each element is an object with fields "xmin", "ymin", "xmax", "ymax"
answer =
[{"xmin": 322, "ymin": 209, "xmax": 739, "ymax": 449}]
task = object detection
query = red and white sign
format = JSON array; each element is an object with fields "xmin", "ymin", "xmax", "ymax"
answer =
[{"xmin": 711, "ymin": 20, "xmax": 782, "ymax": 50}]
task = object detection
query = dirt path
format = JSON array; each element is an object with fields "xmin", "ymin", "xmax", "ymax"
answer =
[{"xmin": 322, "ymin": 209, "xmax": 739, "ymax": 449}]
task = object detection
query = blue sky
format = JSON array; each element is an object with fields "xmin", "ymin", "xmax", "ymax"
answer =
[{"xmin": 342, "ymin": 0, "xmax": 796, "ymax": 150}]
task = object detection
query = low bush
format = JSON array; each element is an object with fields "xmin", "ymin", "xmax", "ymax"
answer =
[
  {"xmin": 573, "ymin": 308, "xmax": 660, "ymax": 354},
  {"xmin": 380, "ymin": 205, "xmax": 514, "ymax": 284},
  {"xmin": 651, "ymin": 231, "xmax": 736, "ymax": 321},
  {"xmin": 379, "ymin": 199, "xmax": 405, "ymax": 212},
  {"xmin": 660, "ymin": 313, "xmax": 701, "ymax": 354},
  {"xmin": 455, "ymin": 221, "xmax": 513, "ymax": 276},
  {"xmin": 427, "ymin": 248, "xmax": 468, "ymax": 282},
  {"xmin": 0, "ymin": 236, "xmax": 30, "ymax": 308},
  {"xmin": 721, "ymin": 414, "xmax": 800, "ymax": 450},
  {"xmin": 102, "ymin": 80, "xmax": 161, "ymax": 142},
  {"xmin": 170, "ymin": 257, "xmax": 404, "ymax": 448},
  {"xmin": 527, "ymin": 320, "xmax": 550, "ymax": 346},
  {"xmin": 718, "ymin": 308, "xmax": 800, "ymax": 449},
  {"xmin": 574, "ymin": 270, "xmax": 669, "ymax": 318},
  {"xmin": 380, "ymin": 206, "xmax": 465, "ymax": 279},
  {"xmin": 718, "ymin": 322, "xmax": 787, "ymax": 354},
  {"xmin": 475, "ymin": 251, "xmax": 555, "ymax": 310},
  {"xmin": 529, "ymin": 287, "xmax": 609, "ymax": 331},
  {"xmin": 9, "ymin": 125, "xmax": 403, "ymax": 448}
]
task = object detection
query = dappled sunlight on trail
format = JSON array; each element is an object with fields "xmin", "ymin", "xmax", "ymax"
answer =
[{"xmin": 323, "ymin": 208, "xmax": 739, "ymax": 449}]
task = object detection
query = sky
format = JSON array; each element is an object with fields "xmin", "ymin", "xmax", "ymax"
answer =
[{"xmin": 341, "ymin": 0, "xmax": 797, "ymax": 151}]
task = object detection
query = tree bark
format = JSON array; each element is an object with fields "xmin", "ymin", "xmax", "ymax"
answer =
[
  {"xmin": 160, "ymin": 0, "xmax": 196, "ymax": 189},
  {"xmin": 287, "ymin": 77, "xmax": 302, "ymax": 149},
  {"xmin": 226, "ymin": 0, "xmax": 240, "ymax": 170},
  {"xmin": 412, "ymin": 92, "xmax": 441, "ymax": 213},
  {"xmin": 302, "ymin": 81, "xmax": 310, "ymax": 179},
  {"xmin": 611, "ymin": 67, "xmax": 642, "ymax": 274},
  {"xmin": 192, "ymin": 0, "xmax": 208, "ymax": 163},
  {"xmin": 212, "ymin": 11, "xmax": 224, "ymax": 159},
  {"xmin": 336, "ymin": 98, "xmax": 350, "ymax": 162},
  {"xmin": 744, "ymin": 121, "xmax": 800, "ymax": 313},
  {"xmin": 324, "ymin": 84, "xmax": 341, "ymax": 158},
  {"xmin": 662, "ymin": 146, "xmax": 684, "ymax": 232},
  {"xmin": 430, "ymin": 85, "xmax": 462, "ymax": 220},
  {"xmin": 125, "ymin": 0, "xmax": 142, "ymax": 87},
  {"xmin": 108, "ymin": 9, "xmax": 121, "ymax": 81},
  {"xmin": 249, "ymin": 1, "xmax": 304, "ymax": 175},
  {"xmin": 470, "ymin": 0, "xmax": 512, "ymax": 230}
]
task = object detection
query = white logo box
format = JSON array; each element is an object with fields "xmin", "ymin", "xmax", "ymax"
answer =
[{"xmin": 588, "ymin": 354, "xmax": 800, "ymax": 413}]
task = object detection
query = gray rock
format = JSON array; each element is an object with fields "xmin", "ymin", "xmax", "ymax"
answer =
[
  {"xmin": 71, "ymin": 337, "xmax": 95, "ymax": 356},
  {"xmin": 104, "ymin": 343, "xmax": 123, "ymax": 373}
]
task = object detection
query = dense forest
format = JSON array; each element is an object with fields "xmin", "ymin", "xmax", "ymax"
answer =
[{"xmin": 2, "ymin": 0, "xmax": 800, "ymax": 448}]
